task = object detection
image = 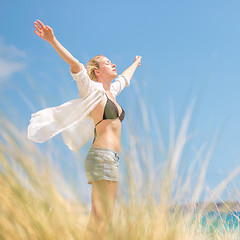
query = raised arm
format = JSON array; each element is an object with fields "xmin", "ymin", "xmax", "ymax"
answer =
[
  {"xmin": 34, "ymin": 20, "xmax": 82, "ymax": 74},
  {"xmin": 121, "ymin": 56, "xmax": 142, "ymax": 81}
]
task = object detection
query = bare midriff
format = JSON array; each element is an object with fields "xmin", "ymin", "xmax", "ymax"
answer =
[{"xmin": 92, "ymin": 119, "xmax": 122, "ymax": 154}]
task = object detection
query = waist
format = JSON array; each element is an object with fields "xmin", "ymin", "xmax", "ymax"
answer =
[
  {"xmin": 93, "ymin": 120, "xmax": 122, "ymax": 152},
  {"xmin": 92, "ymin": 134, "xmax": 121, "ymax": 154},
  {"xmin": 89, "ymin": 146, "xmax": 120, "ymax": 158},
  {"xmin": 92, "ymin": 141, "xmax": 121, "ymax": 154}
]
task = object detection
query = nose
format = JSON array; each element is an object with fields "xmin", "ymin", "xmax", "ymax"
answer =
[{"xmin": 112, "ymin": 63, "xmax": 116, "ymax": 68}]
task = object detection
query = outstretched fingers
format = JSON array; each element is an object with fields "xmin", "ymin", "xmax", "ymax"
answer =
[
  {"xmin": 34, "ymin": 30, "xmax": 40, "ymax": 37},
  {"xmin": 36, "ymin": 19, "xmax": 45, "ymax": 29},
  {"xmin": 34, "ymin": 22, "xmax": 42, "ymax": 37},
  {"xmin": 34, "ymin": 22, "xmax": 42, "ymax": 32},
  {"xmin": 33, "ymin": 20, "xmax": 54, "ymax": 43}
]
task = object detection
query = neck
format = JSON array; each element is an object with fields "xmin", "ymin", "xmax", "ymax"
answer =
[
  {"xmin": 98, "ymin": 76, "xmax": 114, "ymax": 91},
  {"xmin": 101, "ymin": 81, "xmax": 111, "ymax": 91}
]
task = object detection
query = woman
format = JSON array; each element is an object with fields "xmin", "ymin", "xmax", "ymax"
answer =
[{"xmin": 29, "ymin": 19, "xmax": 141, "ymax": 238}]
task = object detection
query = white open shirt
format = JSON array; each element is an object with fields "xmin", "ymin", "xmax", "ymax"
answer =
[{"xmin": 28, "ymin": 63, "xmax": 130, "ymax": 151}]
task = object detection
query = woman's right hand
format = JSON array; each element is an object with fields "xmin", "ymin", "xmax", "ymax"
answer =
[{"xmin": 34, "ymin": 20, "xmax": 55, "ymax": 43}]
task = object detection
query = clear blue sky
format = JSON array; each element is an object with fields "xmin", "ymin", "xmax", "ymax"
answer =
[{"xmin": 1, "ymin": 0, "xmax": 240, "ymax": 201}]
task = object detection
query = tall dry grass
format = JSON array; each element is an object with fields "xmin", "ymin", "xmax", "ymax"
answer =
[
  {"xmin": 0, "ymin": 117, "xmax": 88, "ymax": 240},
  {"xmin": 0, "ymin": 103, "xmax": 239, "ymax": 240}
]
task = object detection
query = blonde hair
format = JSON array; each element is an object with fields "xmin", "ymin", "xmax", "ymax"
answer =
[{"xmin": 85, "ymin": 55, "xmax": 104, "ymax": 82}]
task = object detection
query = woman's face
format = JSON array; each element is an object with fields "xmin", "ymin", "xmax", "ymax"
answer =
[{"xmin": 97, "ymin": 56, "xmax": 117, "ymax": 81}]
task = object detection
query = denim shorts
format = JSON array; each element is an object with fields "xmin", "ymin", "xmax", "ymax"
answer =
[{"xmin": 85, "ymin": 146, "xmax": 120, "ymax": 184}]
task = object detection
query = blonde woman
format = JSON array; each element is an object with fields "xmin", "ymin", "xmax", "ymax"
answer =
[{"xmin": 28, "ymin": 19, "xmax": 141, "ymax": 238}]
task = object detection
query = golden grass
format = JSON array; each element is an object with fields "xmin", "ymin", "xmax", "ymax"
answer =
[
  {"xmin": 0, "ymin": 105, "xmax": 239, "ymax": 240},
  {"xmin": 0, "ymin": 118, "xmax": 87, "ymax": 240}
]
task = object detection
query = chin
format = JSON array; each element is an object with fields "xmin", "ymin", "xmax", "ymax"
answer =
[{"xmin": 109, "ymin": 72, "xmax": 117, "ymax": 81}]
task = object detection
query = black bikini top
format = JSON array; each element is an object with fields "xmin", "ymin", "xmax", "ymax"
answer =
[
  {"xmin": 95, "ymin": 93, "xmax": 125, "ymax": 127},
  {"xmin": 93, "ymin": 93, "xmax": 125, "ymax": 142}
]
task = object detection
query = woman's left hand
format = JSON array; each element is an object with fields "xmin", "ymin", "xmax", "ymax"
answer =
[
  {"xmin": 121, "ymin": 55, "xmax": 142, "ymax": 81},
  {"xmin": 134, "ymin": 55, "xmax": 142, "ymax": 66}
]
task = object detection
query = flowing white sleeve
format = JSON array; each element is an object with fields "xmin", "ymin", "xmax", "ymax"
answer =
[
  {"xmin": 110, "ymin": 75, "xmax": 130, "ymax": 98},
  {"xmin": 28, "ymin": 98, "xmax": 89, "ymax": 143},
  {"xmin": 70, "ymin": 63, "xmax": 95, "ymax": 97},
  {"xmin": 28, "ymin": 91, "xmax": 104, "ymax": 146},
  {"xmin": 28, "ymin": 64, "xmax": 105, "ymax": 147}
]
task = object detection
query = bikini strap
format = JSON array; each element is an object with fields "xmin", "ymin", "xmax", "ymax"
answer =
[{"xmin": 95, "ymin": 119, "xmax": 104, "ymax": 127}]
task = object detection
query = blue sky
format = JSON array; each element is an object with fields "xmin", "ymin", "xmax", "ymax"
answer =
[{"xmin": 1, "ymin": 0, "xmax": 240, "ymax": 201}]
